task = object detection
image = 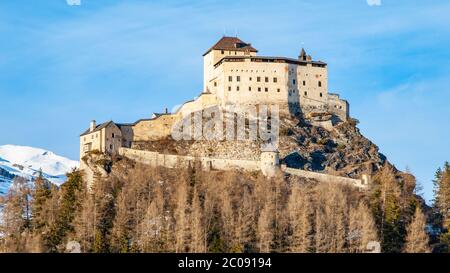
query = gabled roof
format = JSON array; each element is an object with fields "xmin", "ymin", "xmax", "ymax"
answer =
[
  {"xmin": 203, "ymin": 36, "xmax": 258, "ymax": 56},
  {"xmin": 80, "ymin": 121, "xmax": 116, "ymax": 137}
]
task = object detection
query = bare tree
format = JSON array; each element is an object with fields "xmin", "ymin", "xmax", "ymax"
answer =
[
  {"xmin": 404, "ymin": 207, "xmax": 430, "ymax": 253},
  {"xmin": 287, "ymin": 183, "xmax": 312, "ymax": 253},
  {"xmin": 348, "ymin": 202, "xmax": 378, "ymax": 253}
]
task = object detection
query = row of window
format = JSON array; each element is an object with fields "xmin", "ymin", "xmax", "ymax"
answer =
[
  {"xmin": 84, "ymin": 132, "xmax": 117, "ymax": 141},
  {"xmin": 228, "ymin": 76, "xmax": 278, "ymax": 83},
  {"xmin": 227, "ymin": 86, "xmax": 324, "ymax": 98},
  {"xmin": 227, "ymin": 76, "xmax": 322, "ymax": 87},
  {"xmin": 228, "ymin": 86, "xmax": 280, "ymax": 92}
]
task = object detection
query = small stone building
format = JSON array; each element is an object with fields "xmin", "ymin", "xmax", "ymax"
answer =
[{"xmin": 79, "ymin": 120, "xmax": 125, "ymax": 158}]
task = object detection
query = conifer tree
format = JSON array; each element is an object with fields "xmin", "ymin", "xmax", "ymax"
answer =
[
  {"xmin": 44, "ymin": 170, "xmax": 84, "ymax": 252},
  {"xmin": 348, "ymin": 202, "xmax": 378, "ymax": 253},
  {"xmin": 287, "ymin": 184, "xmax": 312, "ymax": 253},
  {"xmin": 433, "ymin": 162, "xmax": 450, "ymax": 251},
  {"xmin": 257, "ymin": 202, "xmax": 274, "ymax": 253},
  {"xmin": 370, "ymin": 165, "xmax": 403, "ymax": 253},
  {"xmin": 32, "ymin": 172, "xmax": 52, "ymax": 231},
  {"xmin": 404, "ymin": 207, "xmax": 430, "ymax": 253}
]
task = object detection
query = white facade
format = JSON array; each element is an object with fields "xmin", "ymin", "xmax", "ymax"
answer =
[{"xmin": 203, "ymin": 37, "xmax": 349, "ymax": 119}]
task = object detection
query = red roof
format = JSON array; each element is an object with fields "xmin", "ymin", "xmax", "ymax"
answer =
[{"xmin": 203, "ymin": 36, "xmax": 258, "ymax": 56}]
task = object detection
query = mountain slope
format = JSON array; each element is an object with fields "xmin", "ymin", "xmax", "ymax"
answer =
[{"xmin": 0, "ymin": 145, "xmax": 79, "ymax": 195}]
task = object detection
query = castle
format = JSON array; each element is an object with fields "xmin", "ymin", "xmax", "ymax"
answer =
[{"xmin": 79, "ymin": 37, "xmax": 364, "ymax": 187}]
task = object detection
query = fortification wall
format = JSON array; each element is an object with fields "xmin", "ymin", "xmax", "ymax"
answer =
[
  {"xmin": 119, "ymin": 148, "xmax": 368, "ymax": 189},
  {"xmin": 132, "ymin": 115, "xmax": 179, "ymax": 141},
  {"xmin": 282, "ymin": 165, "xmax": 367, "ymax": 189},
  {"xmin": 119, "ymin": 147, "xmax": 260, "ymax": 172},
  {"xmin": 327, "ymin": 93, "xmax": 349, "ymax": 120},
  {"xmin": 176, "ymin": 93, "xmax": 218, "ymax": 117}
]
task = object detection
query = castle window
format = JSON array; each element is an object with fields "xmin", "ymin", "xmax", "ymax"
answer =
[
  {"xmin": 303, "ymin": 81, "xmax": 306, "ymax": 86},
  {"xmin": 228, "ymin": 76, "xmax": 232, "ymax": 82},
  {"xmin": 265, "ymin": 77, "xmax": 269, "ymax": 83},
  {"xmin": 339, "ymin": 106, "xmax": 343, "ymax": 109},
  {"xmin": 221, "ymin": 50, "xmax": 224, "ymax": 54},
  {"xmin": 257, "ymin": 77, "xmax": 261, "ymax": 82},
  {"xmin": 258, "ymin": 87, "xmax": 261, "ymax": 92},
  {"xmin": 214, "ymin": 82, "xmax": 217, "ymax": 87},
  {"xmin": 112, "ymin": 133, "xmax": 115, "ymax": 138},
  {"xmin": 265, "ymin": 87, "xmax": 268, "ymax": 92},
  {"xmin": 273, "ymin": 77, "xmax": 277, "ymax": 83},
  {"xmin": 110, "ymin": 144, "xmax": 113, "ymax": 150},
  {"xmin": 318, "ymin": 81, "xmax": 322, "ymax": 87},
  {"xmin": 293, "ymin": 79, "xmax": 296, "ymax": 85},
  {"xmin": 236, "ymin": 86, "xmax": 240, "ymax": 91},
  {"xmin": 249, "ymin": 77, "xmax": 252, "ymax": 81},
  {"xmin": 237, "ymin": 76, "xmax": 240, "ymax": 82},
  {"xmin": 249, "ymin": 87, "xmax": 251, "ymax": 91},
  {"xmin": 320, "ymin": 93, "xmax": 323, "ymax": 97},
  {"xmin": 277, "ymin": 88, "xmax": 280, "ymax": 92},
  {"xmin": 228, "ymin": 86, "xmax": 231, "ymax": 91},
  {"xmin": 304, "ymin": 91, "xmax": 308, "ymax": 96}
]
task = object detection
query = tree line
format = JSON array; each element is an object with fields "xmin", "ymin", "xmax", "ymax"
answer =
[{"xmin": 1, "ymin": 159, "xmax": 448, "ymax": 253}]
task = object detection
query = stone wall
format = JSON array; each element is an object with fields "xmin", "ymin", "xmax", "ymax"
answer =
[
  {"xmin": 132, "ymin": 115, "xmax": 179, "ymax": 141},
  {"xmin": 119, "ymin": 147, "xmax": 260, "ymax": 172},
  {"xmin": 119, "ymin": 147, "xmax": 368, "ymax": 189},
  {"xmin": 282, "ymin": 165, "xmax": 368, "ymax": 189}
]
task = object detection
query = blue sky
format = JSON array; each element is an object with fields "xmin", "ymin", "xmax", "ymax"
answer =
[{"xmin": 1, "ymin": 0, "xmax": 449, "ymax": 203}]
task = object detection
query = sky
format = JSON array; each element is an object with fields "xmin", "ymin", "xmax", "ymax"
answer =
[{"xmin": 0, "ymin": 0, "xmax": 449, "ymax": 203}]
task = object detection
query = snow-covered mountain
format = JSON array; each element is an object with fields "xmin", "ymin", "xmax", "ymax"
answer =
[{"xmin": 0, "ymin": 145, "xmax": 79, "ymax": 195}]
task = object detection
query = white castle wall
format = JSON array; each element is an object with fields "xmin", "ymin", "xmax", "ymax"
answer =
[
  {"xmin": 281, "ymin": 165, "xmax": 368, "ymax": 189},
  {"xmin": 119, "ymin": 147, "xmax": 260, "ymax": 172},
  {"xmin": 119, "ymin": 147, "xmax": 368, "ymax": 189}
]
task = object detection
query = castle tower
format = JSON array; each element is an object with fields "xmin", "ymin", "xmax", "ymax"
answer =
[
  {"xmin": 260, "ymin": 146, "xmax": 280, "ymax": 177},
  {"xmin": 299, "ymin": 48, "xmax": 307, "ymax": 61},
  {"xmin": 202, "ymin": 36, "xmax": 257, "ymax": 94}
]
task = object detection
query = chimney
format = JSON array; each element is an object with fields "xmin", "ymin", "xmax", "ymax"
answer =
[{"xmin": 90, "ymin": 120, "xmax": 96, "ymax": 132}]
